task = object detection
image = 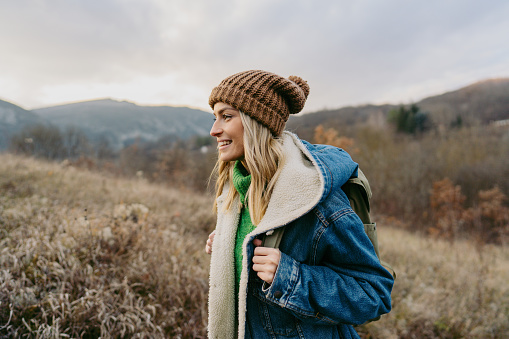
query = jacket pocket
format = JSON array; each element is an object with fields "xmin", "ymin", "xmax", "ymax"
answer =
[{"xmin": 254, "ymin": 292, "xmax": 298, "ymax": 336}]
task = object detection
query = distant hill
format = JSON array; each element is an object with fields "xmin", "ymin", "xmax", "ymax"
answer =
[
  {"xmin": 0, "ymin": 99, "xmax": 47, "ymax": 149},
  {"xmin": 418, "ymin": 78, "xmax": 509, "ymax": 126},
  {"xmin": 287, "ymin": 104, "xmax": 396, "ymax": 140},
  {"xmin": 33, "ymin": 99, "xmax": 213, "ymax": 149},
  {"xmin": 288, "ymin": 78, "xmax": 509, "ymax": 139},
  {"xmin": 2, "ymin": 78, "xmax": 508, "ymax": 151}
]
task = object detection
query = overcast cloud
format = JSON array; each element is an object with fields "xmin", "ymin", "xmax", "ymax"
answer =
[{"xmin": 0, "ymin": 0, "xmax": 508, "ymax": 112}]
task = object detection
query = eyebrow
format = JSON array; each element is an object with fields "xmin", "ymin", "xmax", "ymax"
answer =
[{"xmin": 213, "ymin": 107, "xmax": 239, "ymax": 117}]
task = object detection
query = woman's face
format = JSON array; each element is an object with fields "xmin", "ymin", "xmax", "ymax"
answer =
[{"xmin": 210, "ymin": 102, "xmax": 245, "ymax": 162}]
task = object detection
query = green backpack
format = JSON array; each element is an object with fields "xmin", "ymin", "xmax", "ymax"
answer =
[{"xmin": 262, "ymin": 168, "xmax": 396, "ymax": 321}]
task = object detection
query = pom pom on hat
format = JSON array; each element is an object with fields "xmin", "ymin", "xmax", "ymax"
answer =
[
  {"xmin": 288, "ymin": 75, "xmax": 310, "ymax": 99},
  {"xmin": 209, "ymin": 70, "xmax": 310, "ymax": 135}
]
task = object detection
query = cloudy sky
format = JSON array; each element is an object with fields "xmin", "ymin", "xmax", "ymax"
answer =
[{"xmin": 0, "ymin": 0, "xmax": 508, "ymax": 113}]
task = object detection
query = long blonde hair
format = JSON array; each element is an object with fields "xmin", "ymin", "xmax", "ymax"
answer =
[{"xmin": 212, "ymin": 111, "xmax": 285, "ymax": 225}]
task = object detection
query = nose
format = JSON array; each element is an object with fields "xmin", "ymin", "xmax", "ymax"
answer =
[{"xmin": 210, "ymin": 119, "xmax": 222, "ymax": 137}]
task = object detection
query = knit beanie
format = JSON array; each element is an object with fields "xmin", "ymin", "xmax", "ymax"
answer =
[{"xmin": 209, "ymin": 70, "xmax": 310, "ymax": 136}]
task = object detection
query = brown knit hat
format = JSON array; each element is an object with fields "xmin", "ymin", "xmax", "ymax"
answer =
[{"xmin": 209, "ymin": 70, "xmax": 310, "ymax": 136}]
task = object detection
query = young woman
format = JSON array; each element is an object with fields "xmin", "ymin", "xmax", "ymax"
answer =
[{"xmin": 205, "ymin": 70, "xmax": 393, "ymax": 339}]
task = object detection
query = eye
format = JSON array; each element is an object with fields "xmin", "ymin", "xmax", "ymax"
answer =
[{"xmin": 223, "ymin": 114, "xmax": 232, "ymax": 120}]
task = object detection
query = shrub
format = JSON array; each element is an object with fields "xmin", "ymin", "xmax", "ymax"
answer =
[
  {"xmin": 313, "ymin": 124, "xmax": 358, "ymax": 154},
  {"xmin": 429, "ymin": 178, "xmax": 466, "ymax": 241}
]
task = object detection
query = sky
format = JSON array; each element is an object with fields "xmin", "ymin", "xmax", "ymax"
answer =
[{"xmin": 0, "ymin": 0, "xmax": 508, "ymax": 113}]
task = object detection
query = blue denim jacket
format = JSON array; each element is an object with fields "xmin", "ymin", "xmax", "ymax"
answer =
[{"xmin": 208, "ymin": 132, "xmax": 394, "ymax": 339}]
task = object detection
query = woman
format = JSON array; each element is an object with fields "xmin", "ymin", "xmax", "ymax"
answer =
[{"xmin": 205, "ymin": 70, "xmax": 393, "ymax": 339}]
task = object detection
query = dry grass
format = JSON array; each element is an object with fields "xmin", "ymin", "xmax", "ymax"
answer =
[
  {"xmin": 1, "ymin": 153, "xmax": 508, "ymax": 338},
  {"xmin": 359, "ymin": 218, "xmax": 509, "ymax": 338},
  {"xmin": 0, "ymin": 153, "xmax": 214, "ymax": 338}
]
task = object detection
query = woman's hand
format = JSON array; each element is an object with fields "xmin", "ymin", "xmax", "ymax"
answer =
[
  {"xmin": 252, "ymin": 238, "xmax": 281, "ymax": 284},
  {"xmin": 205, "ymin": 230, "xmax": 215, "ymax": 255}
]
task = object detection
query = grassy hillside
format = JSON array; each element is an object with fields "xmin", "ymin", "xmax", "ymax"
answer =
[
  {"xmin": 363, "ymin": 219, "xmax": 509, "ymax": 338},
  {"xmin": 0, "ymin": 153, "xmax": 214, "ymax": 338},
  {"xmin": 1, "ymin": 154, "xmax": 508, "ymax": 338}
]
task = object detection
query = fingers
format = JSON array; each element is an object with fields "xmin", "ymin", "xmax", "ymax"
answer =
[
  {"xmin": 253, "ymin": 246, "xmax": 279, "ymax": 258},
  {"xmin": 205, "ymin": 230, "xmax": 216, "ymax": 255},
  {"xmin": 253, "ymin": 238, "xmax": 263, "ymax": 247},
  {"xmin": 205, "ymin": 231, "xmax": 281, "ymax": 284},
  {"xmin": 252, "ymin": 247, "xmax": 281, "ymax": 284},
  {"xmin": 252, "ymin": 261, "xmax": 278, "ymax": 284},
  {"xmin": 253, "ymin": 269, "xmax": 276, "ymax": 284}
]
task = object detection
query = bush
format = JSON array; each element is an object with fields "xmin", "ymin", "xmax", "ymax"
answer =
[{"xmin": 9, "ymin": 124, "xmax": 93, "ymax": 160}]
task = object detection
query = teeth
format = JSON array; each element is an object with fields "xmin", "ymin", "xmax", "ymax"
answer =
[{"xmin": 219, "ymin": 140, "xmax": 231, "ymax": 146}]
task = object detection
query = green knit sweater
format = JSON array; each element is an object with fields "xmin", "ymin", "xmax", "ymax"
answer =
[{"xmin": 232, "ymin": 161, "xmax": 255, "ymax": 294}]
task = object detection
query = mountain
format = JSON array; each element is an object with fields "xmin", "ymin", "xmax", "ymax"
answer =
[
  {"xmin": 2, "ymin": 78, "xmax": 508, "ymax": 151},
  {"xmin": 287, "ymin": 104, "xmax": 396, "ymax": 140},
  {"xmin": 33, "ymin": 99, "xmax": 213, "ymax": 149},
  {"xmin": 288, "ymin": 78, "xmax": 509, "ymax": 139},
  {"xmin": 0, "ymin": 99, "xmax": 48, "ymax": 149},
  {"xmin": 418, "ymin": 78, "xmax": 509, "ymax": 126}
]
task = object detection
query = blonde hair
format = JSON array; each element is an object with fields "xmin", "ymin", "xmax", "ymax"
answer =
[{"xmin": 212, "ymin": 111, "xmax": 285, "ymax": 225}]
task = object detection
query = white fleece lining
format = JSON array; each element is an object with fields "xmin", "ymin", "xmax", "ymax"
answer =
[{"xmin": 207, "ymin": 132, "xmax": 324, "ymax": 339}]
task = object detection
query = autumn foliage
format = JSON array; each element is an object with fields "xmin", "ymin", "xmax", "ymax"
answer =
[
  {"xmin": 429, "ymin": 178, "xmax": 509, "ymax": 243},
  {"xmin": 312, "ymin": 123, "xmax": 509, "ymax": 245},
  {"xmin": 313, "ymin": 124, "xmax": 358, "ymax": 154},
  {"xmin": 429, "ymin": 178, "xmax": 467, "ymax": 240}
]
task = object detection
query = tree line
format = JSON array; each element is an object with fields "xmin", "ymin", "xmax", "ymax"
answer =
[{"xmin": 8, "ymin": 124, "xmax": 216, "ymax": 191}]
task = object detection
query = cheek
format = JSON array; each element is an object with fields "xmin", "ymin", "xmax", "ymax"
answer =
[
  {"xmin": 238, "ymin": 143, "xmax": 245, "ymax": 156},
  {"xmin": 235, "ymin": 124, "xmax": 245, "ymax": 153},
  {"xmin": 238, "ymin": 134, "xmax": 245, "ymax": 155},
  {"xmin": 233, "ymin": 137, "xmax": 244, "ymax": 155}
]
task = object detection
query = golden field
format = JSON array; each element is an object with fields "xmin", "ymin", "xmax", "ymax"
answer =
[{"xmin": 1, "ymin": 153, "xmax": 508, "ymax": 338}]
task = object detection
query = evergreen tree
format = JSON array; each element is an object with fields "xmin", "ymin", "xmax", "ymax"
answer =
[{"xmin": 388, "ymin": 104, "xmax": 430, "ymax": 134}]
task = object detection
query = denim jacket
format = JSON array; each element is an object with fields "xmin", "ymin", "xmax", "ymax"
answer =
[{"xmin": 208, "ymin": 132, "xmax": 394, "ymax": 339}]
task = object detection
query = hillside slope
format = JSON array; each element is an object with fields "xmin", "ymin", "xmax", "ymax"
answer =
[
  {"xmin": 287, "ymin": 104, "xmax": 395, "ymax": 140},
  {"xmin": 288, "ymin": 78, "xmax": 509, "ymax": 138},
  {"xmin": 0, "ymin": 99, "xmax": 47, "ymax": 148},
  {"xmin": 34, "ymin": 99, "xmax": 213, "ymax": 149},
  {"xmin": 0, "ymin": 153, "xmax": 214, "ymax": 337},
  {"xmin": 1, "ymin": 154, "xmax": 508, "ymax": 338},
  {"xmin": 419, "ymin": 78, "xmax": 509, "ymax": 126}
]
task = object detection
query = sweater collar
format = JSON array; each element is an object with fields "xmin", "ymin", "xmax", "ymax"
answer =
[{"xmin": 232, "ymin": 160, "xmax": 251, "ymax": 205}]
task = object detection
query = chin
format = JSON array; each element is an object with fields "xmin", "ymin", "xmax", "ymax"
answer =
[{"xmin": 220, "ymin": 153, "xmax": 244, "ymax": 162}]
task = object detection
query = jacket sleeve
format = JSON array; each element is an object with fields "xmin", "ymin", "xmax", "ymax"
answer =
[{"xmin": 261, "ymin": 211, "xmax": 394, "ymax": 325}]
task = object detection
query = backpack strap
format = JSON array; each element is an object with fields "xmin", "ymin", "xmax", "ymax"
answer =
[
  {"xmin": 262, "ymin": 227, "xmax": 285, "ymax": 248},
  {"xmin": 364, "ymin": 223, "xmax": 396, "ymax": 278},
  {"xmin": 342, "ymin": 168, "xmax": 372, "ymax": 224},
  {"xmin": 345, "ymin": 170, "xmax": 396, "ymax": 278}
]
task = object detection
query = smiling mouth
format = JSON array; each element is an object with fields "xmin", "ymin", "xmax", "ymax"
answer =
[{"xmin": 218, "ymin": 140, "xmax": 232, "ymax": 147}]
